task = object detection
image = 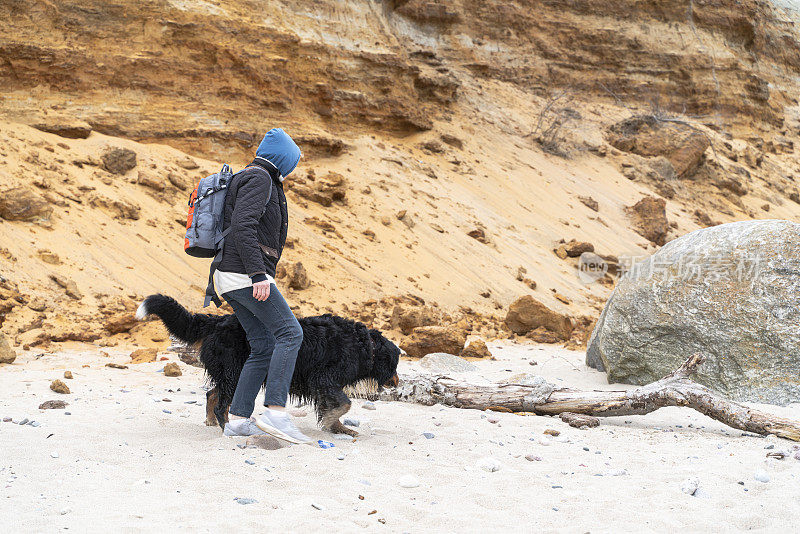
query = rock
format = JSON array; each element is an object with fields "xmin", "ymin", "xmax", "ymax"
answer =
[
  {"xmin": 587, "ymin": 220, "xmax": 800, "ymax": 404},
  {"xmin": 89, "ymin": 194, "xmax": 140, "ymax": 220},
  {"xmin": 440, "ymin": 134, "xmax": 463, "ymax": 149},
  {"xmin": 554, "ymin": 239, "xmax": 594, "ymax": 259},
  {"xmin": 130, "ymin": 348, "xmax": 158, "ymax": 364},
  {"xmin": 28, "ymin": 298, "xmax": 47, "ymax": 312},
  {"xmin": 543, "ymin": 429, "xmax": 560, "ymax": 437},
  {"xmin": 418, "ymin": 353, "xmax": 477, "ymax": 373},
  {"xmin": 505, "ymin": 296, "xmax": 573, "ymax": 340},
  {"xmin": 401, "ymin": 325, "xmax": 467, "ymax": 357},
  {"xmin": 559, "ymin": 412, "xmax": 600, "ymax": 428},
  {"xmin": 578, "ymin": 196, "xmax": 599, "ymax": 211},
  {"xmin": 754, "ymin": 470, "xmax": 770, "ymax": 483},
  {"xmin": 278, "ymin": 262, "xmax": 310, "ymax": 290},
  {"xmin": 101, "ymin": 147, "xmax": 137, "ymax": 174},
  {"xmin": 362, "ymin": 401, "xmax": 376, "ymax": 410},
  {"xmin": 63, "ymin": 371, "xmax": 73, "ymax": 379},
  {"xmin": 422, "ymin": 432, "xmax": 435, "ymax": 439},
  {"xmin": 176, "ymin": 156, "xmax": 199, "ymax": 170},
  {"xmin": 467, "ymin": 228, "xmax": 488, "ymax": 244},
  {"xmin": 390, "ymin": 305, "xmax": 440, "ymax": 335},
  {"xmin": 105, "ymin": 313, "xmax": 139, "ymax": 334},
  {"xmin": 460, "ymin": 339, "xmax": 491, "ymax": 359},
  {"xmin": 525, "ymin": 327, "xmax": 563, "ymax": 344},
  {"xmin": 525, "ymin": 454, "xmax": 543, "ymax": 462},
  {"xmin": 606, "ymin": 116, "xmax": 709, "ymax": 178},
  {"xmin": 49, "ymin": 274, "xmax": 83, "ymax": 300},
  {"xmin": 163, "ymin": 362, "xmax": 182, "ymax": 377},
  {"xmin": 680, "ymin": 477, "xmax": 700, "ymax": 495},
  {"xmin": 32, "ymin": 118, "xmax": 92, "ymax": 139},
  {"xmin": 476, "ymin": 457, "xmax": 501, "ymax": 472},
  {"xmin": 39, "ymin": 400, "xmax": 67, "ymax": 410},
  {"xmin": 106, "ymin": 363, "xmax": 128, "ymax": 369},
  {"xmin": 167, "ymin": 172, "xmax": 188, "ymax": 190},
  {"xmin": 292, "ymin": 172, "xmax": 347, "ymax": 206},
  {"xmin": 50, "ymin": 379, "xmax": 70, "ymax": 394},
  {"xmin": 343, "ymin": 418, "xmax": 360, "ymax": 427},
  {"xmin": 0, "ymin": 334, "xmax": 16, "ymax": 364},
  {"xmin": 245, "ymin": 435, "xmax": 289, "ymax": 450},
  {"xmin": 398, "ymin": 474, "xmax": 420, "ymax": 488},
  {"xmin": 234, "ymin": 497, "xmax": 258, "ymax": 505},
  {"xmin": 37, "ymin": 250, "xmax": 61, "ymax": 265},
  {"xmin": 627, "ymin": 195, "xmax": 669, "ymax": 246},
  {"xmin": 0, "ymin": 187, "xmax": 53, "ymax": 223},
  {"xmin": 420, "ymin": 140, "xmax": 444, "ymax": 153},
  {"xmin": 137, "ymin": 171, "xmax": 165, "ymax": 191}
]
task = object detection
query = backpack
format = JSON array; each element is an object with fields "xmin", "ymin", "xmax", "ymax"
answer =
[
  {"xmin": 184, "ymin": 164, "xmax": 236, "ymax": 307},
  {"xmin": 184, "ymin": 164, "xmax": 233, "ymax": 258}
]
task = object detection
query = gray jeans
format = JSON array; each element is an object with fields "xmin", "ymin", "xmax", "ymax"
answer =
[{"xmin": 222, "ymin": 284, "xmax": 303, "ymax": 417}]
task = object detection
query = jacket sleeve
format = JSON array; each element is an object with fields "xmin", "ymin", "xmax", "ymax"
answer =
[{"xmin": 230, "ymin": 171, "xmax": 272, "ymax": 279}]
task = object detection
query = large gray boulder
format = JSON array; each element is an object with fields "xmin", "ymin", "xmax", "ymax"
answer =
[{"xmin": 587, "ymin": 220, "xmax": 800, "ymax": 405}]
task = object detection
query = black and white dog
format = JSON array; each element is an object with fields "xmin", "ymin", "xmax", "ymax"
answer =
[{"xmin": 136, "ymin": 294, "xmax": 400, "ymax": 436}]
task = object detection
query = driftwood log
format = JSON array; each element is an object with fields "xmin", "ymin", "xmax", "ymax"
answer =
[{"xmin": 382, "ymin": 354, "xmax": 800, "ymax": 442}]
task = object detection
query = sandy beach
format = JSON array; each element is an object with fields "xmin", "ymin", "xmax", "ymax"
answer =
[{"xmin": 1, "ymin": 342, "xmax": 798, "ymax": 533}]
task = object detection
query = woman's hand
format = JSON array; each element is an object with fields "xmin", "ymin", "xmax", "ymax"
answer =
[{"xmin": 253, "ymin": 280, "xmax": 271, "ymax": 301}]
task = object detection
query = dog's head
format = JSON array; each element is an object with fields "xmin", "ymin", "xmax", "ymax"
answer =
[{"xmin": 369, "ymin": 329, "xmax": 400, "ymax": 388}]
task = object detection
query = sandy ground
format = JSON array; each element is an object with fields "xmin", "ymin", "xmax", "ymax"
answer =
[{"xmin": 1, "ymin": 342, "xmax": 799, "ymax": 533}]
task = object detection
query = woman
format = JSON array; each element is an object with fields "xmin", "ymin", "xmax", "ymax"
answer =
[{"xmin": 213, "ymin": 128, "xmax": 310, "ymax": 444}]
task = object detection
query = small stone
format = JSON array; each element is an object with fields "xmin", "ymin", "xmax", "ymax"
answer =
[
  {"xmin": 63, "ymin": 371, "xmax": 73, "ymax": 379},
  {"xmin": 398, "ymin": 474, "xmax": 420, "ymax": 488},
  {"xmin": 362, "ymin": 401, "xmax": 376, "ymax": 410},
  {"xmin": 537, "ymin": 436, "xmax": 552, "ymax": 446},
  {"xmin": 51, "ymin": 452, "xmax": 59, "ymax": 458},
  {"xmin": 106, "ymin": 363, "xmax": 128, "ymax": 369},
  {"xmin": 18, "ymin": 418, "xmax": 29, "ymax": 425},
  {"xmin": 130, "ymin": 348, "xmax": 158, "ymax": 364},
  {"xmin": 163, "ymin": 362, "xmax": 182, "ymax": 377},
  {"xmin": 605, "ymin": 469, "xmax": 627, "ymax": 476},
  {"xmin": 30, "ymin": 421, "xmax": 41, "ymax": 427},
  {"xmin": 343, "ymin": 418, "xmax": 360, "ymax": 427},
  {"xmin": 754, "ymin": 470, "xmax": 770, "ymax": 483},
  {"xmin": 311, "ymin": 502, "xmax": 324, "ymax": 510},
  {"xmin": 234, "ymin": 497, "xmax": 257, "ymax": 505},
  {"xmin": 245, "ymin": 459, "xmax": 255, "ymax": 465},
  {"xmin": 2, "ymin": 417, "xmax": 11, "ymax": 423},
  {"xmin": 162, "ymin": 409, "xmax": 172, "ymax": 414},
  {"xmin": 476, "ymin": 457, "xmax": 501, "ymax": 472},
  {"xmin": 486, "ymin": 414, "xmax": 500, "ymax": 424},
  {"xmin": 337, "ymin": 453, "xmax": 346, "ymax": 460},
  {"xmin": 765, "ymin": 444, "xmax": 775, "ymax": 450},
  {"xmin": 39, "ymin": 400, "xmax": 67, "ymax": 410},
  {"xmin": 50, "ymin": 379, "xmax": 70, "ymax": 394},
  {"xmin": 680, "ymin": 477, "xmax": 700, "ymax": 496},
  {"xmin": 525, "ymin": 454, "xmax": 542, "ymax": 462},
  {"xmin": 543, "ymin": 429, "xmax": 560, "ymax": 437},
  {"xmin": 60, "ymin": 507, "xmax": 72, "ymax": 516},
  {"xmin": 422, "ymin": 432, "xmax": 435, "ymax": 439}
]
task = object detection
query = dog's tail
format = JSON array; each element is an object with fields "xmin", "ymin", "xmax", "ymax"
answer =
[{"xmin": 136, "ymin": 294, "xmax": 221, "ymax": 345}]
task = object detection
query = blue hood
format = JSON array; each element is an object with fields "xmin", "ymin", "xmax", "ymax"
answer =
[{"xmin": 255, "ymin": 128, "xmax": 302, "ymax": 178}]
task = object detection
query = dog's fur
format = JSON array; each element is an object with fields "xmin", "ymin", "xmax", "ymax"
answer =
[{"xmin": 137, "ymin": 294, "xmax": 400, "ymax": 436}]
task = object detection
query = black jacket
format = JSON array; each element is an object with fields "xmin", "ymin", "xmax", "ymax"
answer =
[{"xmin": 217, "ymin": 157, "xmax": 288, "ymax": 280}]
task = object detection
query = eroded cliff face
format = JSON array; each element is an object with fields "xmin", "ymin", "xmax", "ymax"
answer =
[
  {"xmin": 2, "ymin": 0, "xmax": 800, "ymax": 350},
  {"xmin": 2, "ymin": 0, "xmax": 799, "ymax": 158}
]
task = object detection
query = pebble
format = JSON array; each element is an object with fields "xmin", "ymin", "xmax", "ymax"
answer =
[
  {"xmin": 537, "ymin": 436, "xmax": 552, "ymax": 446},
  {"xmin": 605, "ymin": 469, "xmax": 627, "ymax": 476},
  {"xmin": 18, "ymin": 418, "xmax": 29, "ymax": 425},
  {"xmin": 486, "ymin": 415, "xmax": 500, "ymax": 424},
  {"xmin": 343, "ymin": 418, "xmax": 360, "ymax": 427},
  {"xmin": 234, "ymin": 497, "xmax": 257, "ymax": 505},
  {"xmin": 422, "ymin": 432, "xmax": 435, "ymax": 439},
  {"xmin": 754, "ymin": 470, "xmax": 770, "ymax": 483},
  {"xmin": 337, "ymin": 453, "xmax": 346, "ymax": 461},
  {"xmin": 525, "ymin": 454, "xmax": 542, "ymax": 462},
  {"xmin": 680, "ymin": 477, "xmax": 700, "ymax": 496},
  {"xmin": 362, "ymin": 401, "xmax": 376, "ymax": 410},
  {"xmin": 765, "ymin": 444, "xmax": 775, "ymax": 450},
  {"xmin": 30, "ymin": 422, "xmax": 41, "ymax": 427},
  {"xmin": 476, "ymin": 457, "xmax": 502, "ymax": 472},
  {"xmin": 162, "ymin": 409, "xmax": 172, "ymax": 414},
  {"xmin": 60, "ymin": 507, "xmax": 71, "ymax": 516},
  {"xmin": 2, "ymin": 417, "xmax": 10, "ymax": 423},
  {"xmin": 245, "ymin": 459, "xmax": 255, "ymax": 465},
  {"xmin": 51, "ymin": 452, "xmax": 59, "ymax": 458},
  {"xmin": 398, "ymin": 474, "xmax": 420, "ymax": 488},
  {"xmin": 794, "ymin": 452, "xmax": 800, "ymax": 461}
]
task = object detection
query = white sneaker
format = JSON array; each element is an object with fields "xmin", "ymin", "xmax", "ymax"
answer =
[
  {"xmin": 223, "ymin": 418, "xmax": 267, "ymax": 437},
  {"xmin": 255, "ymin": 410, "xmax": 312, "ymax": 444}
]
